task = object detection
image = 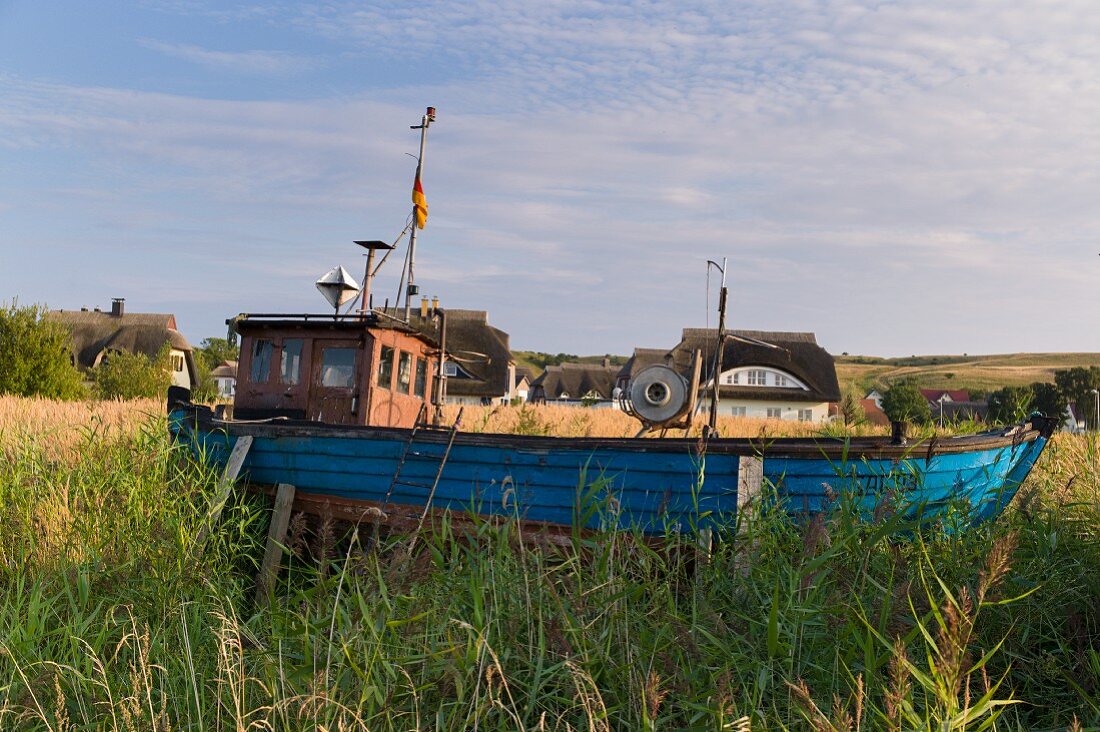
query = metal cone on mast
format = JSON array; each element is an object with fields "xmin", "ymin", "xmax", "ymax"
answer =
[{"xmin": 404, "ymin": 106, "xmax": 436, "ymax": 321}]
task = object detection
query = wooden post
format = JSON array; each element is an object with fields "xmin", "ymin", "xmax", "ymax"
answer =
[
  {"xmin": 194, "ymin": 435, "xmax": 253, "ymax": 552},
  {"xmin": 254, "ymin": 483, "xmax": 296, "ymax": 605}
]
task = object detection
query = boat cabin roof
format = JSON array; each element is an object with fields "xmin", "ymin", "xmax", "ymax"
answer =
[{"xmin": 231, "ymin": 312, "xmax": 437, "ymax": 343}]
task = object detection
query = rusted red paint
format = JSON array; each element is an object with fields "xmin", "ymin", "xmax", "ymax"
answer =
[{"xmin": 234, "ymin": 319, "xmax": 434, "ymax": 428}]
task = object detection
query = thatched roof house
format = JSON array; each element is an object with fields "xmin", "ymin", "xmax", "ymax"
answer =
[
  {"xmin": 46, "ymin": 299, "xmax": 198, "ymax": 388},
  {"xmin": 530, "ymin": 362, "xmax": 620, "ymax": 403},
  {"xmin": 440, "ymin": 310, "xmax": 516, "ymax": 405},
  {"xmin": 670, "ymin": 329, "xmax": 840, "ymax": 405},
  {"xmin": 617, "ymin": 328, "xmax": 840, "ymax": 422}
]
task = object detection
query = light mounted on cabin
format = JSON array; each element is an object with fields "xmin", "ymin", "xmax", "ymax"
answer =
[{"xmin": 315, "ymin": 266, "xmax": 361, "ymax": 314}]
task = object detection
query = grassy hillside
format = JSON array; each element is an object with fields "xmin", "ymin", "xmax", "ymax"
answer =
[
  {"xmin": 836, "ymin": 352, "xmax": 1100, "ymax": 395},
  {"xmin": 513, "ymin": 350, "xmax": 628, "ymax": 377}
]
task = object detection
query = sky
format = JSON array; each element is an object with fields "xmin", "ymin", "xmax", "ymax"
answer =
[{"xmin": 2, "ymin": 0, "xmax": 1099, "ymax": 358}]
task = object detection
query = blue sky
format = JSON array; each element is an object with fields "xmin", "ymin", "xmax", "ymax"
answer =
[{"xmin": 2, "ymin": 1, "xmax": 1099, "ymax": 357}]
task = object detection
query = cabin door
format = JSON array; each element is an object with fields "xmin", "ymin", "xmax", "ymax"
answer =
[{"xmin": 308, "ymin": 339, "xmax": 362, "ymax": 425}]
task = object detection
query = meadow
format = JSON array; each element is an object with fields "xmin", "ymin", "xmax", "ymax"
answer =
[
  {"xmin": 1, "ymin": 397, "xmax": 1098, "ymax": 730},
  {"xmin": 834, "ymin": 352, "xmax": 1100, "ymax": 394}
]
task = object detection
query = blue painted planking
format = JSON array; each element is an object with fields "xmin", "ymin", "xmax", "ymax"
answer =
[
  {"xmin": 764, "ymin": 438, "xmax": 1048, "ymax": 521},
  {"xmin": 176, "ymin": 417, "xmax": 738, "ymax": 533},
  {"xmin": 171, "ymin": 410, "xmax": 1050, "ymax": 535}
]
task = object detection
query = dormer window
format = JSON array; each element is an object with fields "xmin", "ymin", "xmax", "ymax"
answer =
[
  {"xmin": 444, "ymin": 361, "xmax": 458, "ymax": 377},
  {"xmin": 718, "ymin": 367, "xmax": 808, "ymax": 390}
]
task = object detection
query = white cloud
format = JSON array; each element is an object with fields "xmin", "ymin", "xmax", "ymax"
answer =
[
  {"xmin": 5, "ymin": 1, "xmax": 1100, "ymax": 354},
  {"xmin": 138, "ymin": 38, "xmax": 322, "ymax": 75}
]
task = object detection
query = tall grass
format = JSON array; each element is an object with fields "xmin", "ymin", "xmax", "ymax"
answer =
[
  {"xmin": 445, "ymin": 403, "xmax": 889, "ymax": 439},
  {"xmin": 0, "ymin": 397, "xmax": 1097, "ymax": 729}
]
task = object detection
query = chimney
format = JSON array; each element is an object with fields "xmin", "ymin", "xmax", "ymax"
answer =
[
  {"xmin": 111, "ymin": 298, "xmax": 125, "ymax": 317},
  {"xmin": 602, "ymin": 356, "xmax": 611, "ymax": 368}
]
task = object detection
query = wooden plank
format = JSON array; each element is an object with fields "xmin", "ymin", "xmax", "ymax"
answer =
[
  {"xmin": 194, "ymin": 435, "xmax": 253, "ymax": 551},
  {"xmin": 254, "ymin": 482, "xmax": 296, "ymax": 606},
  {"xmin": 737, "ymin": 456, "xmax": 763, "ymax": 514}
]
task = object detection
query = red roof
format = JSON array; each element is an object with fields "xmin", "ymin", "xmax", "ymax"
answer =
[
  {"xmin": 861, "ymin": 399, "xmax": 890, "ymax": 426},
  {"xmin": 919, "ymin": 389, "xmax": 970, "ymax": 403}
]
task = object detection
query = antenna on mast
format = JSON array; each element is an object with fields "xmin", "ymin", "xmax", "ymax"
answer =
[
  {"xmin": 402, "ymin": 106, "xmax": 436, "ymax": 321},
  {"xmin": 705, "ymin": 257, "xmax": 728, "ymax": 438}
]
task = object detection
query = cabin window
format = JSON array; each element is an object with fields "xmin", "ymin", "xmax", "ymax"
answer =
[
  {"xmin": 397, "ymin": 351, "xmax": 412, "ymax": 393},
  {"xmin": 250, "ymin": 340, "xmax": 273, "ymax": 383},
  {"xmin": 377, "ymin": 346, "xmax": 395, "ymax": 389},
  {"xmin": 414, "ymin": 358, "xmax": 427, "ymax": 398},
  {"xmin": 281, "ymin": 339, "xmax": 302, "ymax": 385},
  {"xmin": 171, "ymin": 354, "xmax": 184, "ymax": 373},
  {"xmin": 766, "ymin": 407, "xmax": 782, "ymax": 418},
  {"xmin": 731, "ymin": 406, "xmax": 747, "ymax": 416},
  {"xmin": 320, "ymin": 348, "xmax": 356, "ymax": 388},
  {"xmin": 798, "ymin": 408, "xmax": 813, "ymax": 422}
]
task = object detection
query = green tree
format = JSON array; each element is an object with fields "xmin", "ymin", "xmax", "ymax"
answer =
[
  {"xmin": 1054, "ymin": 367, "xmax": 1100, "ymax": 429},
  {"xmin": 94, "ymin": 345, "xmax": 172, "ymax": 400},
  {"xmin": 1029, "ymin": 381, "xmax": 1067, "ymax": 422},
  {"xmin": 839, "ymin": 388, "xmax": 865, "ymax": 426},
  {"xmin": 986, "ymin": 385, "xmax": 1035, "ymax": 425},
  {"xmin": 880, "ymin": 381, "xmax": 931, "ymax": 425},
  {"xmin": 195, "ymin": 337, "xmax": 239, "ymax": 371},
  {"xmin": 0, "ymin": 302, "xmax": 86, "ymax": 399},
  {"xmin": 192, "ymin": 337, "xmax": 239, "ymax": 402}
]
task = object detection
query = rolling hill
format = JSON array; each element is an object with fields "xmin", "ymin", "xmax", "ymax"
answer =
[{"xmin": 836, "ymin": 352, "xmax": 1100, "ymax": 395}]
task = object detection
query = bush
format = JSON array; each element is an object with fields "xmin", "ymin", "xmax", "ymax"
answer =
[
  {"xmin": 0, "ymin": 302, "xmax": 86, "ymax": 399},
  {"xmin": 881, "ymin": 381, "xmax": 931, "ymax": 424},
  {"xmin": 987, "ymin": 385, "xmax": 1035, "ymax": 425},
  {"xmin": 94, "ymin": 345, "xmax": 172, "ymax": 400}
]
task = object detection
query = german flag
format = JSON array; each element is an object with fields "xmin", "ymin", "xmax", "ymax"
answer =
[{"xmin": 412, "ymin": 169, "xmax": 428, "ymax": 229}]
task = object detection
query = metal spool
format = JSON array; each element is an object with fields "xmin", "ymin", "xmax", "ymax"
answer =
[{"xmin": 628, "ymin": 365, "xmax": 690, "ymax": 425}]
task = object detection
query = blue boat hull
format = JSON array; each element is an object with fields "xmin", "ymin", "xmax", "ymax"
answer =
[{"xmin": 169, "ymin": 405, "xmax": 1054, "ymax": 537}]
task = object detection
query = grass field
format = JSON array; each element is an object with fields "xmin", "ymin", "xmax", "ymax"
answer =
[
  {"xmin": 2, "ymin": 397, "xmax": 1099, "ymax": 729},
  {"xmin": 835, "ymin": 352, "xmax": 1100, "ymax": 395}
]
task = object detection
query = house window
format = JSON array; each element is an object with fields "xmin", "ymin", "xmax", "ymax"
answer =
[
  {"xmin": 775, "ymin": 374, "xmax": 787, "ymax": 387},
  {"xmin": 321, "ymin": 348, "xmax": 356, "ymax": 388},
  {"xmin": 724, "ymin": 374, "xmax": 734, "ymax": 384},
  {"xmin": 170, "ymin": 354, "xmax": 184, "ymax": 373},
  {"xmin": 377, "ymin": 346, "xmax": 395, "ymax": 389},
  {"xmin": 748, "ymin": 370, "xmax": 766, "ymax": 386},
  {"xmin": 397, "ymin": 351, "xmax": 412, "ymax": 394},
  {"xmin": 414, "ymin": 358, "xmax": 427, "ymax": 398},
  {"xmin": 731, "ymin": 406, "xmax": 747, "ymax": 416},
  {"xmin": 250, "ymin": 339, "xmax": 272, "ymax": 383},
  {"xmin": 732, "ymin": 372, "xmax": 740, "ymax": 385},
  {"xmin": 798, "ymin": 408, "xmax": 813, "ymax": 422},
  {"xmin": 281, "ymin": 339, "xmax": 302, "ymax": 385},
  {"xmin": 443, "ymin": 361, "xmax": 458, "ymax": 377},
  {"xmin": 766, "ymin": 407, "xmax": 782, "ymax": 418}
]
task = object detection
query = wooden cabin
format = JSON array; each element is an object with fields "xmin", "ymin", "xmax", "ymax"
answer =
[{"xmin": 231, "ymin": 313, "xmax": 439, "ymax": 428}]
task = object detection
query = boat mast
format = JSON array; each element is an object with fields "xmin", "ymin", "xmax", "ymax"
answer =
[
  {"xmin": 404, "ymin": 106, "xmax": 436, "ymax": 321},
  {"xmin": 707, "ymin": 257, "xmax": 728, "ymax": 436}
]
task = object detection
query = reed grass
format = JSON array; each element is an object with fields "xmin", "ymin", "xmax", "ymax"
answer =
[
  {"xmin": 0, "ymin": 397, "xmax": 1097, "ymax": 729},
  {"xmin": 443, "ymin": 403, "xmax": 889, "ymax": 439}
]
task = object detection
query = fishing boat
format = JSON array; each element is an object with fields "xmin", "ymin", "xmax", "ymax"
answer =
[{"xmin": 167, "ymin": 107, "xmax": 1056, "ymax": 541}]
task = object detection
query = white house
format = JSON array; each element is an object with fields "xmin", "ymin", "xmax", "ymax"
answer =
[{"xmin": 210, "ymin": 360, "xmax": 237, "ymax": 398}]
